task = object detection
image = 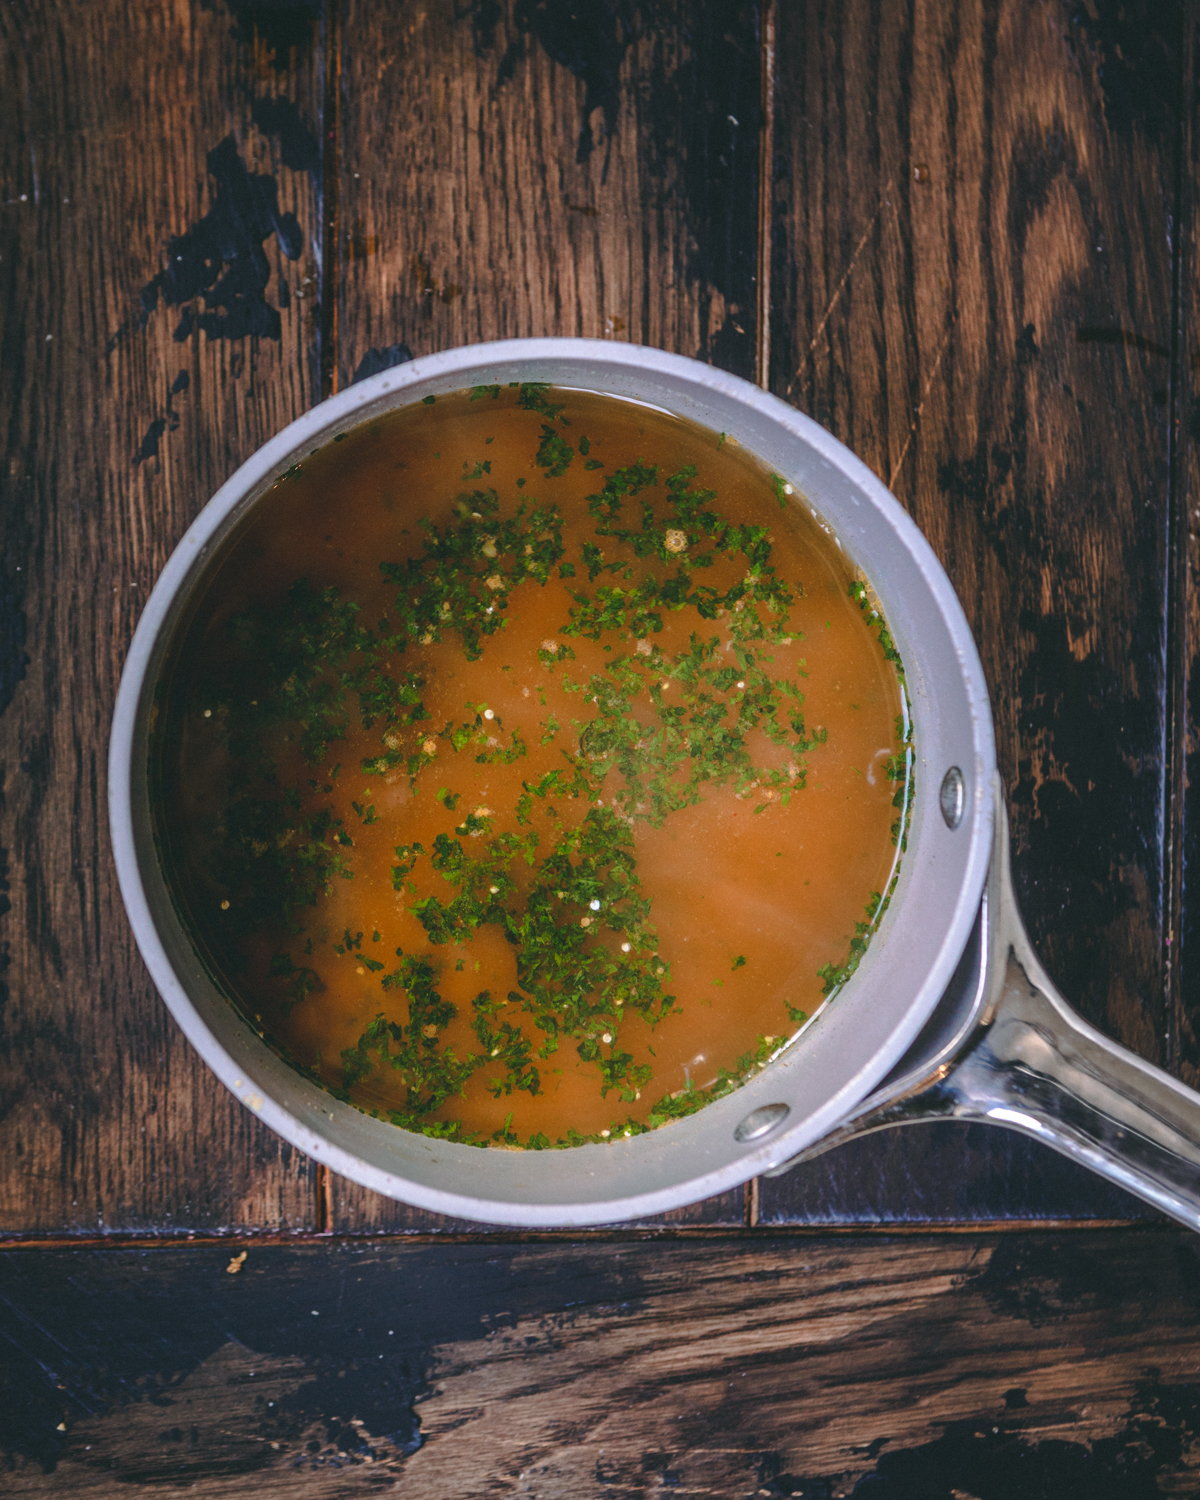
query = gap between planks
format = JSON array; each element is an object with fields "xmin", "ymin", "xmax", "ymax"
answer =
[
  {"xmin": 318, "ymin": 0, "xmax": 342, "ymax": 406},
  {"xmin": 755, "ymin": 0, "xmax": 776, "ymax": 394},
  {"xmin": 1165, "ymin": 0, "xmax": 1197, "ymax": 1074},
  {"xmin": 314, "ymin": 0, "xmax": 342, "ymax": 1231},
  {"xmin": 743, "ymin": 0, "xmax": 777, "ymax": 1225},
  {"xmin": 0, "ymin": 1219, "xmax": 1154, "ymax": 1252}
]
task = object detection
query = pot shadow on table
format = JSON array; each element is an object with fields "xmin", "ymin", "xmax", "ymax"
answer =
[
  {"xmin": 328, "ymin": 1120, "xmax": 1158, "ymax": 1234},
  {"xmin": 753, "ymin": 1120, "xmax": 1158, "ymax": 1226}
]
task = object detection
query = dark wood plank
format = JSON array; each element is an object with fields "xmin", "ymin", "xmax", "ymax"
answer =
[
  {"xmin": 761, "ymin": 0, "xmax": 1185, "ymax": 1223},
  {"xmin": 327, "ymin": 0, "xmax": 763, "ymax": 1231},
  {"xmin": 0, "ymin": 0, "xmax": 325, "ymax": 1230},
  {"xmin": 333, "ymin": 0, "xmax": 762, "ymax": 386},
  {"xmin": 4, "ymin": 1230, "xmax": 1200, "ymax": 1492},
  {"xmin": 758, "ymin": 1122, "xmax": 1158, "ymax": 1226},
  {"xmin": 1177, "ymin": 5, "xmax": 1200, "ymax": 1093},
  {"xmin": 772, "ymin": 0, "xmax": 1179, "ymax": 1054}
]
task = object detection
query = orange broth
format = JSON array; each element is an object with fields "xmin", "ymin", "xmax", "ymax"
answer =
[{"xmin": 158, "ymin": 385, "xmax": 908, "ymax": 1147}]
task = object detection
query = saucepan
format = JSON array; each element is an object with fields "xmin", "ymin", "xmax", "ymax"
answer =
[{"xmin": 109, "ymin": 339, "xmax": 1200, "ymax": 1229}]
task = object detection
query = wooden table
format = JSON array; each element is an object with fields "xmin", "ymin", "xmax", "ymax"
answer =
[{"xmin": 4, "ymin": 0, "xmax": 1200, "ymax": 1491}]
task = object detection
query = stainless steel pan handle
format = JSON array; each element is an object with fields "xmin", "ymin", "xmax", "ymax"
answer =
[{"xmin": 769, "ymin": 780, "xmax": 1200, "ymax": 1230}]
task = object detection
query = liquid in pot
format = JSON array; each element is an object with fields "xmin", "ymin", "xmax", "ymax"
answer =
[{"xmin": 156, "ymin": 385, "xmax": 909, "ymax": 1147}]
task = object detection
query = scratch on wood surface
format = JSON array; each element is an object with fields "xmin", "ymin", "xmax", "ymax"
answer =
[
  {"xmin": 888, "ymin": 313, "xmax": 955, "ymax": 491},
  {"xmin": 786, "ymin": 179, "xmax": 894, "ymax": 399}
]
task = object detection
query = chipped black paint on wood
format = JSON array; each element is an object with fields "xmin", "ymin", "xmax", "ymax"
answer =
[
  {"xmin": 137, "ymin": 135, "xmax": 305, "ymax": 345},
  {"xmin": 348, "ymin": 341, "xmax": 412, "ymax": 385},
  {"xmin": 4, "ymin": 1231, "xmax": 1200, "ymax": 1493}
]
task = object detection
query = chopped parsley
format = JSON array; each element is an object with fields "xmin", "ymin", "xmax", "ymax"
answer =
[
  {"xmin": 181, "ymin": 385, "xmax": 908, "ymax": 1149},
  {"xmin": 535, "ymin": 423, "xmax": 575, "ymax": 477}
]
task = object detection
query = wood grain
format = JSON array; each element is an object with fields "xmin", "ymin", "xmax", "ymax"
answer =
[
  {"xmin": 327, "ymin": 0, "xmax": 763, "ymax": 1230},
  {"xmin": 771, "ymin": 0, "xmax": 1180, "ymax": 1053},
  {"xmin": 332, "ymin": 0, "xmax": 762, "ymax": 386},
  {"xmin": 761, "ymin": 0, "xmax": 1188, "ymax": 1221},
  {"xmin": 0, "ymin": 0, "xmax": 324, "ymax": 1230},
  {"xmin": 1178, "ymin": 1, "xmax": 1200, "ymax": 1092},
  {"xmin": 4, "ymin": 1230, "xmax": 1200, "ymax": 1493}
]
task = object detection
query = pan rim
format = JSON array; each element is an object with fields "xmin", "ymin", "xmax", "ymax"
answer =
[{"xmin": 109, "ymin": 338, "xmax": 995, "ymax": 1226}]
